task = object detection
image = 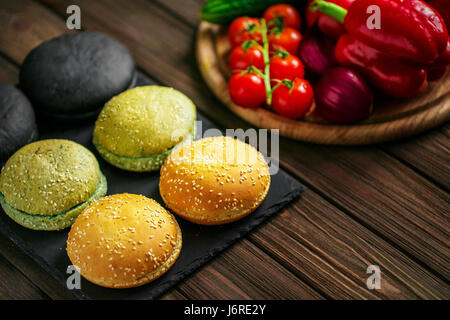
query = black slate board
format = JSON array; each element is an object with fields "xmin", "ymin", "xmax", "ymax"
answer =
[{"xmin": 0, "ymin": 75, "xmax": 305, "ymax": 300}]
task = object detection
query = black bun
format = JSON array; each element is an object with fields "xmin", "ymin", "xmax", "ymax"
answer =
[
  {"xmin": 0, "ymin": 82, "xmax": 38, "ymax": 164},
  {"xmin": 19, "ymin": 32, "xmax": 135, "ymax": 119}
]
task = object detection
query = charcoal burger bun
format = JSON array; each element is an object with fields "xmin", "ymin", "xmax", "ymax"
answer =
[
  {"xmin": 67, "ymin": 193, "xmax": 182, "ymax": 288},
  {"xmin": 159, "ymin": 136, "xmax": 271, "ymax": 225},
  {"xmin": 19, "ymin": 32, "xmax": 136, "ymax": 119},
  {"xmin": 0, "ymin": 82, "xmax": 38, "ymax": 164}
]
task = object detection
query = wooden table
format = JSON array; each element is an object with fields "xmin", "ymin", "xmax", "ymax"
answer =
[{"xmin": 0, "ymin": 0, "xmax": 448, "ymax": 300}]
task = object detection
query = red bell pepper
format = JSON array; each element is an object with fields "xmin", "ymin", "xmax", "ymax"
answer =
[
  {"xmin": 311, "ymin": 0, "xmax": 448, "ymax": 63},
  {"xmin": 426, "ymin": 0, "xmax": 450, "ymax": 29},
  {"xmin": 310, "ymin": 0, "xmax": 449, "ymax": 98},
  {"xmin": 426, "ymin": 36, "xmax": 450, "ymax": 81},
  {"xmin": 432, "ymin": 37, "xmax": 450, "ymax": 68},
  {"xmin": 335, "ymin": 35, "xmax": 428, "ymax": 98},
  {"xmin": 305, "ymin": 0, "xmax": 355, "ymax": 40},
  {"xmin": 427, "ymin": 66, "xmax": 449, "ymax": 82}
]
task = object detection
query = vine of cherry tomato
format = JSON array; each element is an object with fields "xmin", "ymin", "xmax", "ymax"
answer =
[{"xmin": 227, "ymin": 4, "xmax": 314, "ymax": 120}]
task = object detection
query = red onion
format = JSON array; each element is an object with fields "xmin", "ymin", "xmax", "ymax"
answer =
[
  {"xmin": 315, "ymin": 67, "xmax": 373, "ymax": 123},
  {"xmin": 297, "ymin": 30, "xmax": 337, "ymax": 76}
]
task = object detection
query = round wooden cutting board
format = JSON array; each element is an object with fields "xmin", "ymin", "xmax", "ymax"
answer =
[{"xmin": 196, "ymin": 21, "xmax": 450, "ymax": 145}]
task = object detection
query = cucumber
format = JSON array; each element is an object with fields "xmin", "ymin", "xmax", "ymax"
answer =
[{"xmin": 201, "ymin": 0, "xmax": 296, "ymax": 24}]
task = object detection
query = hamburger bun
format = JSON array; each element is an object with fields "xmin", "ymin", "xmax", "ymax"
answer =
[
  {"xmin": 93, "ymin": 86, "xmax": 196, "ymax": 172},
  {"xmin": 66, "ymin": 193, "xmax": 182, "ymax": 288},
  {"xmin": 159, "ymin": 136, "xmax": 271, "ymax": 225},
  {"xmin": 0, "ymin": 139, "xmax": 107, "ymax": 231},
  {"xmin": 20, "ymin": 32, "xmax": 136, "ymax": 120},
  {"xmin": 0, "ymin": 82, "xmax": 38, "ymax": 165}
]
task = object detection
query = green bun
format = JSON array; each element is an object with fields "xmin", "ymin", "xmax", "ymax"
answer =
[
  {"xmin": 93, "ymin": 86, "xmax": 197, "ymax": 172},
  {"xmin": 0, "ymin": 139, "xmax": 107, "ymax": 230}
]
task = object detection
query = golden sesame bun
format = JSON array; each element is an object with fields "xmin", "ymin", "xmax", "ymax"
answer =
[
  {"xmin": 66, "ymin": 193, "xmax": 182, "ymax": 289},
  {"xmin": 159, "ymin": 136, "xmax": 271, "ymax": 225}
]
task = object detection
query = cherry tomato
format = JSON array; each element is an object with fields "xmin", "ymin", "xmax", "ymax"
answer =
[
  {"xmin": 228, "ymin": 17, "xmax": 262, "ymax": 48},
  {"xmin": 270, "ymin": 51, "xmax": 304, "ymax": 85},
  {"xmin": 229, "ymin": 72, "xmax": 266, "ymax": 108},
  {"xmin": 229, "ymin": 44, "xmax": 265, "ymax": 72},
  {"xmin": 263, "ymin": 4, "xmax": 302, "ymax": 30},
  {"xmin": 272, "ymin": 78, "xmax": 314, "ymax": 119},
  {"xmin": 269, "ymin": 27, "xmax": 302, "ymax": 55}
]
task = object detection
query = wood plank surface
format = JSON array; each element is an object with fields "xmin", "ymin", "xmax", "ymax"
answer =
[
  {"xmin": 0, "ymin": 0, "xmax": 72, "ymax": 63},
  {"xmin": 0, "ymin": 53, "xmax": 18, "ymax": 84},
  {"xmin": 0, "ymin": 253, "xmax": 48, "ymax": 299},
  {"xmin": 0, "ymin": 231, "xmax": 74, "ymax": 299},
  {"xmin": 160, "ymin": 289, "xmax": 188, "ymax": 300},
  {"xmin": 174, "ymin": 239, "xmax": 323, "ymax": 300},
  {"xmin": 384, "ymin": 124, "xmax": 450, "ymax": 191},
  {"xmin": 154, "ymin": 0, "xmax": 202, "ymax": 27},
  {"xmin": 249, "ymin": 190, "xmax": 449, "ymax": 299},
  {"xmin": 36, "ymin": 0, "xmax": 450, "ymax": 278},
  {"xmin": 278, "ymin": 141, "xmax": 450, "ymax": 279},
  {"xmin": 0, "ymin": 0, "xmax": 448, "ymax": 300}
]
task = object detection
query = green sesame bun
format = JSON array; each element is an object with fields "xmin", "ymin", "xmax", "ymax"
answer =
[
  {"xmin": 0, "ymin": 139, "xmax": 107, "ymax": 230},
  {"xmin": 93, "ymin": 86, "xmax": 197, "ymax": 172}
]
